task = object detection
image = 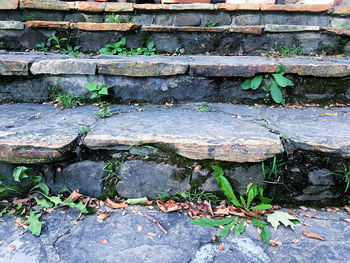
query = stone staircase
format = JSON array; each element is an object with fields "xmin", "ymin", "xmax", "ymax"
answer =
[{"xmin": 0, "ymin": 1, "xmax": 350, "ymax": 205}]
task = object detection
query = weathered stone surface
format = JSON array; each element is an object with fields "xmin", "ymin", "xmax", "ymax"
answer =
[
  {"xmin": 294, "ymin": 189, "xmax": 338, "ymax": 201},
  {"xmin": 261, "ymin": 4, "xmax": 329, "ymax": 12},
  {"xmin": 0, "ymin": 59, "xmax": 28, "ymax": 75},
  {"xmin": 217, "ymin": 3, "xmax": 260, "ymax": 11},
  {"xmin": 325, "ymin": 26, "xmax": 350, "ymax": 36},
  {"xmin": 84, "ymin": 107, "xmax": 283, "ymax": 163},
  {"xmin": 228, "ymin": 25, "xmax": 263, "ymax": 34},
  {"xmin": 174, "ymin": 15, "xmax": 201, "ymax": 27},
  {"xmin": 77, "ymin": 2, "xmax": 105, "ymax": 12},
  {"xmin": 0, "ymin": 104, "xmax": 96, "ymax": 163},
  {"xmin": 54, "ymin": 161, "xmax": 105, "ymax": 197},
  {"xmin": 330, "ymin": 5, "xmax": 350, "ymax": 14},
  {"xmin": 264, "ymin": 24, "xmax": 320, "ymax": 32},
  {"xmin": 168, "ymin": 3, "xmax": 215, "ymax": 10},
  {"xmin": 20, "ymin": 0, "xmax": 74, "ymax": 11},
  {"xmin": 30, "ymin": 59, "xmax": 97, "ymax": 75},
  {"xmin": 142, "ymin": 25, "xmax": 227, "ymax": 32},
  {"xmin": 26, "ymin": 21, "xmax": 70, "ymax": 29},
  {"xmin": 76, "ymin": 22, "xmax": 141, "ymax": 31},
  {"xmin": 116, "ymin": 160, "xmax": 190, "ymax": 198},
  {"xmin": 263, "ymin": 14, "xmax": 329, "ymax": 27},
  {"xmin": 0, "ymin": 0, "xmax": 18, "ymax": 10},
  {"xmin": 262, "ymin": 107, "xmax": 350, "ymax": 158},
  {"xmin": 234, "ymin": 14, "xmax": 261, "ymax": 26},
  {"xmin": 0, "ymin": 21, "xmax": 24, "ymax": 30},
  {"xmin": 98, "ymin": 57, "xmax": 189, "ymax": 77},
  {"xmin": 105, "ymin": 3, "xmax": 134, "ymax": 12}
]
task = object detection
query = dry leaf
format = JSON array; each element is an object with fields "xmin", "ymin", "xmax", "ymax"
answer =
[
  {"xmin": 344, "ymin": 206, "xmax": 350, "ymax": 215},
  {"xmin": 302, "ymin": 230, "xmax": 325, "ymax": 241},
  {"xmin": 61, "ymin": 210, "xmax": 66, "ymax": 215},
  {"xmin": 156, "ymin": 200, "xmax": 181, "ymax": 213},
  {"xmin": 342, "ymin": 218, "xmax": 350, "ymax": 223},
  {"xmin": 292, "ymin": 239, "xmax": 299, "ymax": 243},
  {"xmin": 96, "ymin": 213, "xmax": 110, "ymax": 222},
  {"xmin": 147, "ymin": 232, "xmax": 156, "ymax": 237},
  {"xmin": 270, "ymin": 238, "xmax": 282, "ymax": 247},
  {"xmin": 218, "ymin": 243, "xmax": 225, "ymax": 251},
  {"xmin": 137, "ymin": 225, "xmax": 143, "ymax": 232},
  {"xmin": 303, "ymin": 213, "xmax": 316, "ymax": 218},
  {"xmin": 99, "ymin": 239, "xmax": 108, "ymax": 244},
  {"xmin": 105, "ymin": 198, "xmax": 128, "ymax": 209},
  {"xmin": 214, "ymin": 207, "xmax": 230, "ymax": 215},
  {"xmin": 9, "ymin": 245, "xmax": 16, "ymax": 251},
  {"xmin": 317, "ymin": 113, "xmax": 337, "ymax": 117},
  {"xmin": 65, "ymin": 189, "xmax": 83, "ymax": 202},
  {"xmin": 299, "ymin": 206, "xmax": 307, "ymax": 211},
  {"xmin": 309, "ymin": 208, "xmax": 317, "ymax": 212},
  {"xmin": 211, "ymin": 236, "xmax": 216, "ymax": 241}
]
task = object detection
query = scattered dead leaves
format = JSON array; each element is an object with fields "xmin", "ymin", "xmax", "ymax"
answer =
[
  {"xmin": 156, "ymin": 200, "xmax": 182, "ymax": 213},
  {"xmin": 147, "ymin": 232, "xmax": 156, "ymax": 237},
  {"xmin": 64, "ymin": 189, "xmax": 83, "ymax": 202},
  {"xmin": 270, "ymin": 238, "xmax": 282, "ymax": 247},
  {"xmin": 303, "ymin": 213, "xmax": 316, "ymax": 218},
  {"xmin": 105, "ymin": 198, "xmax": 128, "ymax": 210},
  {"xmin": 96, "ymin": 212, "xmax": 110, "ymax": 223},
  {"xmin": 299, "ymin": 206, "xmax": 308, "ymax": 211},
  {"xmin": 302, "ymin": 230, "xmax": 325, "ymax": 241}
]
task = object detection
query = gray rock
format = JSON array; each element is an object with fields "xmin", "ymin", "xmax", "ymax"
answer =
[
  {"xmin": 294, "ymin": 189, "xmax": 339, "ymax": 201},
  {"xmin": 200, "ymin": 175, "xmax": 221, "ymax": 192},
  {"xmin": 55, "ymin": 161, "xmax": 105, "ymax": 197},
  {"xmin": 154, "ymin": 14, "xmax": 174, "ymax": 25},
  {"xmin": 81, "ymin": 13, "xmax": 104, "ymax": 23},
  {"xmin": 132, "ymin": 14, "xmax": 155, "ymax": 25},
  {"xmin": 302, "ymin": 185, "xmax": 330, "ymax": 195},
  {"xmin": 116, "ymin": 160, "xmax": 190, "ymax": 198},
  {"xmin": 174, "ymin": 14, "xmax": 201, "ymax": 26},
  {"xmin": 0, "ymin": 21, "xmax": 24, "ymax": 30},
  {"xmin": 308, "ymin": 169, "xmax": 334, "ymax": 185},
  {"xmin": 202, "ymin": 13, "xmax": 232, "ymax": 26},
  {"xmin": 234, "ymin": 14, "xmax": 261, "ymax": 26}
]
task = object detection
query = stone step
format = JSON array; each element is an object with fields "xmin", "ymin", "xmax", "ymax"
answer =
[
  {"xmin": 0, "ymin": 103, "xmax": 349, "ymax": 201},
  {"xmin": 1, "ymin": 52, "xmax": 350, "ymax": 104}
]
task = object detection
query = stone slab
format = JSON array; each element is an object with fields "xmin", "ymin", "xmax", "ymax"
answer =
[
  {"xmin": 264, "ymin": 24, "xmax": 320, "ymax": 32},
  {"xmin": 105, "ymin": 3, "xmax": 134, "ymax": 12},
  {"xmin": 84, "ymin": 106, "xmax": 283, "ymax": 163},
  {"xmin": 76, "ymin": 22, "xmax": 141, "ymax": 31},
  {"xmin": 0, "ymin": 21, "xmax": 24, "ymax": 30},
  {"xmin": 30, "ymin": 59, "xmax": 97, "ymax": 75},
  {"xmin": 98, "ymin": 56, "xmax": 189, "ymax": 77},
  {"xmin": 261, "ymin": 107, "xmax": 350, "ymax": 158},
  {"xmin": 0, "ymin": 59, "xmax": 28, "ymax": 76},
  {"xmin": 0, "ymin": 207, "xmax": 349, "ymax": 263},
  {"xmin": 77, "ymin": 1, "xmax": 105, "ymax": 12},
  {"xmin": 26, "ymin": 21, "xmax": 70, "ymax": 29},
  {"xmin": 20, "ymin": 0, "xmax": 74, "ymax": 11},
  {"xmin": 0, "ymin": 104, "xmax": 97, "ymax": 163},
  {"xmin": 0, "ymin": 0, "xmax": 18, "ymax": 10},
  {"xmin": 141, "ymin": 25, "xmax": 227, "ymax": 32},
  {"xmin": 261, "ymin": 4, "xmax": 330, "ymax": 12}
]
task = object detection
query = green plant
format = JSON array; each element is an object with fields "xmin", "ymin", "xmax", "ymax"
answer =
[
  {"xmin": 51, "ymin": 91, "xmax": 82, "ymax": 109},
  {"xmin": 128, "ymin": 140, "xmax": 158, "ymax": 157},
  {"xmin": 99, "ymin": 38, "xmax": 128, "ymax": 55},
  {"xmin": 80, "ymin": 126, "xmax": 91, "ymax": 137},
  {"xmin": 103, "ymin": 160, "xmax": 124, "ymax": 182},
  {"xmin": 47, "ymin": 33, "xmax": 81, "ymax": 57},
  {"xmin": 176, "ymin": 190, "xmax": 221, "ymax": 205},
  {"xmin": 95, "ymin": 102, "xmax": 113, "ymax": 118},
  {"xmin": 24, "ymin": 13, "xmax": 36, "ymax": 21},
  {"xmin": 279, "ymin": 44, "xmax": 301, "ymax": 57},
  {"xmin": 36, "ymin": 42, "xmax": 48, "ymax": 52},
  {"xmin": 128, "ymin": 41, "xmax": 156, "ymax": 56},
  {"xmin": 48, "ymin": 33, "xmax": 67, "ymax": 51},
  {"xmin": 204, "ymin": 20, "xmax": 218, "ymax": 27},
  {"xmin": 85, "ymin": 82, "xmax": 110, "ymax": 100},
  {"xmin": 195, "ymin": 104, "xmax": 211, "ymax": 112},
  {"xmin": 261, "ymin": 155, "xmax": 284, "ymax": 181},
  {"xmin": 242, "ymin": 64, "xmax": 293, "ymax": 105},
  {"xmin": 106, "ymin": 13, "xmax": 122, "ymax": 23},
  {"xmin": 335, "ymin": 163, "xmax": 350, "ymax": 193}
]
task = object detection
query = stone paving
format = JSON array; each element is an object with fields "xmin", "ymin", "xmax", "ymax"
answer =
[{"xmin": 0, "ymin": 206, "xmax": 349, "ymax": 263}]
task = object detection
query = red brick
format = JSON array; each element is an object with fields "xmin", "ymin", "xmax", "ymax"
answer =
[
  {"xmin": 228, "ymin": 25, "xmax": 264, "ymax": 35},
  {"xmin": 20, "ymin": 0, "xmax": 74, "ymax": 10},
  {"xmin": 329, "ymin": 6, "xmax": 350, "ymax": 14},
  {"xmin": 105, "ymin": 2, "xmax": 134, "ymax": 12},
  {"xmin": 77, "ymin": 1, "xmax": 105, "ymax": 12},
  {"xmin": 217, "ymin": 3, "xmax": 260, "ymax": 11},
  {"xmin": 27, "ymin": 21, "xmax": 70, "ymax": 29},
  {"xmin": 76, "ymin": 22, "xmax": 141, "ymax": 31}
]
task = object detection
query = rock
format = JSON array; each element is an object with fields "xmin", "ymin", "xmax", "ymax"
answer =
[
  {"xmin": 55, "ymin": 161, "xmax": 105, "ymax": 197},
  {"xmin": 308, "ymin": 169, "xmax": 334, "ymax": 185},
  {"xmin": 264, "ymin": 25, "xmax": 320, "ymax": 32},
  {"xmin": 116, "ymin": 160, "xmax": 190, "ymax": 198},
  {"xmin": 200, "ymin": 175, "xmax": 221, "ymax": 192},
  {"xmin": 294, "ymin": 190, "xmax": 339, "ymax": 201},
  {"xmin": 30, "ymin": 60, "xmax": 97, "ymax": 75},
  {"xmin": 0, "ymin": 21, "xmax": 24, "ymax": 30},
  {"xmin": 234, "ymin": 14, "xmax": 261, "ymax": 26},
  {"xmin": 174, "ymin": 14, "xmax": 201, "ymax": 26}
]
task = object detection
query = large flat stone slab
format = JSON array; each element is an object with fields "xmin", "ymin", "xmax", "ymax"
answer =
[
  {"xmin": 84, "ymin": 107, "xmax": 283, "ymax": 163},
  {"xmin": 0, "ymin": 104, "xmax": 96, "ymax": 163},
  {"xmin": 30, "ymin": 59, "xmax": 97, "ymax": 75}
]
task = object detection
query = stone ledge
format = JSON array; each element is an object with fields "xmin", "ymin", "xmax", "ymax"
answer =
[
  {"xmin": 76, "ymin": 22, "xmax": 141, "ymax": 31},
  {"xmin": 26, "ymin": 21, "xmax": 70, "ymax": 29},
  {"xmin": 260, "ymin": 4, "xmax": 329, "ymax": 12},
  {"xmin": 0, "ymin": 59, "xmax": 28, "ymax": 76},
  {"xmin": 20, "ymin": 0, "xmax": 75, "ymax": 10},
  {"xmin": 264, "ymin": 24, "xmax": 320, "ymax": 32},
  {"xmin": 141, "ymin": 26, "xmax": 227, "ymax": 32},
  {"xmin": 216, "ymin": 3, "xmax": 260, "ymax": 11},
  {"xmin": 0, "ymin": 21, "xmax": 24, "ymax": 30},
  {"xmin": 329, "ymin": 6, "xmax": 350, "ymax": 15},
  {"xmin": 0, "ymin": 0, "xmax": 18, "ymax": 10},
  {"xmin": 77, "ymin": 1, "xmax": 105, "ymax": 12},
  {"xmin": 30, "ymin": 59, "xmax": 97, "ymax": 75},
  {"xmin": 228, "ymin": 25, "xmax": 264, "ymax": 35},
  {"xmin": 323, "ymin": 26, "xmax": 350, "ymax": 35},
  {"xmin": 105, "ymin": 2, "xmax": 134, "ymax": 12}
]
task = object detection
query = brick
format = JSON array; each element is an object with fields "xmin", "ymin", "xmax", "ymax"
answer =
[
  {"xmin": 20, "ymin": 0, "xmax": 74, "ymax": 11},
  {"xmin": 217, "ymin": 3, "xmax": 260, "ymax": 11},
  {"xmin": 0, "ymin": 21, "xmax": 24, "ymax": 30},
  {"xmin": 141, "ymin": 25, "xmax": 227, "ymax": 32},
  {"xmin": 105, "ymin": 3, "xmax": 134, "ymax": 12},
  {"xmin": 261, "ymin": 4, "xmax": 330, "ymax": 12},
  {"xmin": 324, "ymin": 26, "xmax": 350, "ymax": 35},
  {"xmin": 76, "ymin": 22, "xmax": 141, "ymax": 31},
  {"xmin": 228, "ymin": 25, "xmax": 264, "ymax": 35},
  {"xmin": 26, "ymin": 21, "xmax": 70, "ymax": 29},
  {"xmin": 264, "ymin": 24, "xmax": 320, "ymax": 32},
  {"xmin": 77, "ymin": 1, "xmax": 105, "ymax": 12},
  {"xmin": 0, "ymin": 59, "xmax": 28, "ymax": 76},
  {"xmin": 329, "ymin": 6, "xmax": 350, "ymax": 14},
  {"xmin": 0, "ymin": 0, "xmax": 18, "ymax": 10}
]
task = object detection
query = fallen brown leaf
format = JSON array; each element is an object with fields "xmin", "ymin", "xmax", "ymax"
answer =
[
  {"xmin": 303, "ymin": 213, "xmax": 316, "ymax": 218},
  {"xmin": 309, "ymin": 208, "xmax": 317, "ymax": 212},
  {"xmin": 214, "ymin": 207, "xmax": 230, "ymax": 216},
  {"xmin": 218, "ymin": 243, "xmax": 225, "ymax": 251},
  {"xmin": 270, "ymin": 238, "xmax": 282, "ymax": 247},
  {"xmin": 344, "ymin": 205, "xmax": 350, "ymax": 215},
  {"xmin": 65, "ymin": 189, "xmax": 83, "ymax": 202},
  {"xmin": 317, "ymin": 112, "xmax": 337, "ymax": 117},
  {"xmin": 147, "ymin": 232, "xmax": 156, "ymax": 237},
  {"xmin": 9, "ymin": 245, "xmax": 16, "ymax": 251},
  {"xmin": 299, "ymin": 206, "xmax": 308, "ymax": 211},
  {"xmin": 302, "ymin": 230, "xmax": 325, "ymax": 241},
  {"xmin": 99, "ymin": 239, "xmax": 108, "ymax": 244},
  {"xmin": 96, "ymin": 213, "xmax": 110, "ymax": 223},
  {"xmin": 157, "ymin": 200, "xmax": 181, "ymax": 213},
  {"xmin": 105, "ymin": 198, "xmax": 128, "ymax": 209},
  {"xmin": 137, "ymin": 225, "xmax": 143, "ymax": 232}
]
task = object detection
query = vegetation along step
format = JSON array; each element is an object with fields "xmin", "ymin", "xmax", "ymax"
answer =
[{"xmin": 1, "ymin": 52, "xmax": 350, "ymax": 104}]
